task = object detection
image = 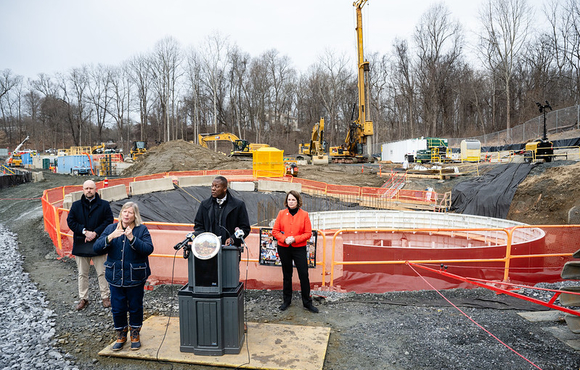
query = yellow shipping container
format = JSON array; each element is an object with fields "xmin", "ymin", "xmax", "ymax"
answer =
[{"xmin": 253, "ymin": 147, "xmax": 285, "ymax": 178}]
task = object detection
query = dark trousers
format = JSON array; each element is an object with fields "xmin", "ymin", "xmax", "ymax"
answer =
[
  {"xmin": 277, "ymin": 245, "xmax": 312, "ymax": 306},
  {"xmin": 110, "ymin": 283, "xmax": 145, "ymax": 330}
]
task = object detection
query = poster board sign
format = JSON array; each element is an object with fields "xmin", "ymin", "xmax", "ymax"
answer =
[{"xmin": 259, "ymin": 228, "xmax": 317, "ymax": 268}]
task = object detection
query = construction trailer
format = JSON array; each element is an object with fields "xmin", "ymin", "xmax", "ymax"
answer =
[
  {"xmin": 381, "ymin": 138, "xmax": 428, "ymax": 163},
  {"xmin": 381, "ymin": 137, "xmax": 450, "ymax": 163},
  {"xmin": 460, "ymin": 140, "xmax": 481, "ymax": 162}
]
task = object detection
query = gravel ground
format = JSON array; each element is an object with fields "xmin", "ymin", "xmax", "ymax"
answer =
[{"xmin": 1, "ymin": 171, "xmax": 580, "ymax": 370}]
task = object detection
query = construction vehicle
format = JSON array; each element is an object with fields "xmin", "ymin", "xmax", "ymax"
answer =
[
  {"xmin": 284, "ymin": 159, "xmax": 299, "ymax": 176},
  {"xmin": 524, "ymin": 102, "xmax": 554, "ymax": 162},
  {"xmin": 6, "ymin": 136, "xmax": 29, "ymax": 167},
  {"xmin": 415, "ymin": 138, "xmax": 452, "ymax": 163},
  {"xmin": 198, "ymin": 132, "xmax": 269, "ymax": 157},
  {"xmin": 298, "ymin": 118, "xmax": 329, "ymax": 165},
  {"xmin": 329, "ymin": 0, "xmax": 374, "ymax": 163},
  {"xmin": 130, "ymin": 141, "xmax": 147, "ymax": 161}
]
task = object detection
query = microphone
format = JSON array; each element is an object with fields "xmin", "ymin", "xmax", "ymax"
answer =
[
  {"xmin": 173, "ymin": 232, "xmax": 194, "ymax": 250},
  {"xmin": 234, "ymin": 227, "xmax": 245, "ymax": 239}
]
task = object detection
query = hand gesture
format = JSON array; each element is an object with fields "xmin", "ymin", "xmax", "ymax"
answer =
[
  {"xmin": 124, "ymin": 225, "xmax": 134, "ymax": 242},
  {"xmin": 108, "ymin": 223, "xmax": 125, "ymax": 242}
]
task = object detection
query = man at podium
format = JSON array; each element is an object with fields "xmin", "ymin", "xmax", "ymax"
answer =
[{"xmin": 192, "ymin": 176, "xmax": 250, "ymax": 284}]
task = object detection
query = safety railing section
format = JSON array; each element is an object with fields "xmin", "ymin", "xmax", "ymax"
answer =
[{"xmin": 320, "ymin": 224, "xmax": 577, "ymax": 293}]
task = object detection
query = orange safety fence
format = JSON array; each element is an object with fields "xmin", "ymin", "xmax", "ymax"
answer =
[
  {"xmin": 92, "ymin": 153, "xmax": 124, "ymax": 162},
  {"xmin": 41, "ymin": 170, "xmax": 467, "ymax": 292},
  {"xmin": 323, "ymin": 225, "xmax": 578, "ymax": 293}
]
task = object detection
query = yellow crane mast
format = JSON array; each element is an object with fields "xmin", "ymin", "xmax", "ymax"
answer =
[{"xmin": 330, "ymin": 0, "xmax": 374, "ymax": 163}]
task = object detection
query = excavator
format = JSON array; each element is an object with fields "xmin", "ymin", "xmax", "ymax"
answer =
[
  {"xmin": 198, "ymin": 132, "xmax": 269, "ymax": 157},
  {"xmin": 130, "ymin": 141, "xmax": 147, "ymax": 161},
  {"xmin": 6, "ymin": 136, "xmax": 29, "ymax": 167},
  {"xmin": 329, "ymin": 0, "xmax": 374, "ymax": 163},
  {"xmin": 298, "ymin": 118, "xmax": 329, "ymax": 165}
]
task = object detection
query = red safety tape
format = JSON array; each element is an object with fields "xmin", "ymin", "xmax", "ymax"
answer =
[
  {"xmin": 0, "ymin": 197, "xmax": 42, "ymax": 200},
  {"xmin": 406, "ymin": 262, "xmax": 543, "ymax": 370}
]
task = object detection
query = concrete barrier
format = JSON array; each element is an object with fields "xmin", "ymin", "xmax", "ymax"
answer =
[
  {"xmin": 62, "ymin": 191, "xmax": 83, "ymax": 209},
  {"xmin": 257, "ymin": 180, "xmax": 301, "ymax": 193},
  {"xmin": 32, "ymin": 172, "xmax": 44, "ymax": 182},
  {"xmin": 230, "ymin": 181, "xmax": 255, "ymax": 192},
  {"xmin": 569, "ymin": 206, "xmax": 580, "ymax": 224},
  {"xmin": 177, "ymin": 175, "xmax": 215, "ymax": 188},
  {"xmin": 98, "ymin": 184, "xmax": 128, "ymax": 202},
  {"xmin": 129, "ymin": 177, "xmax": 174, "ymax": 196}
]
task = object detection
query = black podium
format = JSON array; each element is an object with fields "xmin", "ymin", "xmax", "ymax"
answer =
[{"xmin": 177, "ymin": 233, "xmax": 245, "ymax": 355}]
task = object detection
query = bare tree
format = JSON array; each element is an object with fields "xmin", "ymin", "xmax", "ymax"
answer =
[
  {"xmin": 151, "ymin": 36, "xmax": 183, "ymax": 142},
  {"xmin": 127, "ymin": 54, "xmax": 153, "ymax": 141},
  {"xmin": 315, "ymin": 49, "xmax": 353, "ymax": 145},
  {"xmin": 107, "ymin": 67, "xmax": 131, "ymax": 153},
  {"xmin": 86, "ymin": 64, "xmax": 113, "ymax": 143},
  {"xmin": 227, "ymin": 45, "xmax": 250, "ymax": 139},
  {"xmin": 199, "ymin": 32, "xmax": 229, "ymax": 142},
  {"xmin": 478, "ymin": 0, "xmax": 534, "ymax": 142},
  {"xmin": 414, "ymin": 3, "xmax": 464, "ymax": 137},
  {"xmin": 546, "ymin": 0, "xmax": 580, "ymax": 104}
]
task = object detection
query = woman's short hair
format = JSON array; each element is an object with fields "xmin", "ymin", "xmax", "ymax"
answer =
[
  {"xmin": 284, "ymin": 190, "xmax": 303, "ymax": 208},
  {"xmin": 119, "ymin": 201, "xmax": 143, "ymax": 227}
]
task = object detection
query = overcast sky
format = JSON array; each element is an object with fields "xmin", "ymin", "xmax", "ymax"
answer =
[{"xmin": 1, "ymin": 0, "xmax": 549, "ymax": 80}]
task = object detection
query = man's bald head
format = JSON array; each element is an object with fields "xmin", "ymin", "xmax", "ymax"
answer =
[{"xmin": 83, "ymin": 180, "xmax": 97, "ymax": 200}]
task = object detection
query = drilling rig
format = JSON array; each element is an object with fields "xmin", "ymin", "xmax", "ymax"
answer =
[{"xmin": 329, "ymin": 0, "xmax": 374, "ymax": 163}]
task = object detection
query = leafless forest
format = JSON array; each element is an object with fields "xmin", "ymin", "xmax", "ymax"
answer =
[{"xmin": 1, "ymin": 0, "xmax": 579, "ymax": 155}]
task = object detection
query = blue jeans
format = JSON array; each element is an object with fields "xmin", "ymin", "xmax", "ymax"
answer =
[{"xmin": 110, "ymin": 283, "xmax": 145, "ymax": 330}]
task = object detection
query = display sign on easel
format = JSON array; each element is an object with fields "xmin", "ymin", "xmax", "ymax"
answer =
[{"xmin": 259, "ymin": 228, "xmax": 317, "ymax": 268}]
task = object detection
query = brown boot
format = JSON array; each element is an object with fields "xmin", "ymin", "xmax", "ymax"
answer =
[
  {"xmin": 130, "ymin": 326, "xmax": 141, "ymax": 350},
  {"xmin": 112, "ymin": 327, "xmax": 128, "ymax": 351}
]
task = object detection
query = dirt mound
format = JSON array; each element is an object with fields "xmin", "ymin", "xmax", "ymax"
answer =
[
  {"xmin": 507, "ymin": 161, "xmax": 580, "ymax": 224},
  {"xmin": 121, "ymin": 140, "xmax": 252, "ymax": 177}
]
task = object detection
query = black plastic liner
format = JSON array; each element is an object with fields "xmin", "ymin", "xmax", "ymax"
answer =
[
  {"xmin": 450, "ymin": 163, "xmax": 532, "ymax": 219},
  {"xmin": 110, "ymin": 186, "xmax": 367, "ymax": 225}
]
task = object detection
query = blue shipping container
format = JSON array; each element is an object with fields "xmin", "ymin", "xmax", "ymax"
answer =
[
  {"xmin": 20, "ymin": 152, "xmax": 33, "ymax": 165},
  {"xmin": 57, "ymin": 155, "xmax": 94, "ymax": 175}
]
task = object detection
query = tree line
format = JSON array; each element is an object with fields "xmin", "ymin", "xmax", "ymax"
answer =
[{"xmin": 0, "ymin": 0, "xmax": 579, "ymax": 155}]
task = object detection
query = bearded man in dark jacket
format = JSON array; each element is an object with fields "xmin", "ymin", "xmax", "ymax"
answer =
[
  {"xmin": 192, "ymin": 176, "xmax": 250, "ymax": 286},
  {"xmin": 67, "ymin": 180, "xmax": 114, "ymax": 310}
]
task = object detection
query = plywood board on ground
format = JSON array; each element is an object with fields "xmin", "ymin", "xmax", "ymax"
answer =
[{"xmin": 99, "ymin": 316, "xmax": 331, "ymax": 370}]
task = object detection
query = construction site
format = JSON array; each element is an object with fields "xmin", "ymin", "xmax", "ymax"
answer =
[{"xmin": 3, "ymin": 0, "xmax": 580, "ymax": 368}]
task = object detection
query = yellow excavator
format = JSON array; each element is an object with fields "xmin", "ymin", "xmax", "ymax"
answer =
[
  {"xmin": 298, "ymin": 118, "xmax": 329, "ymax": 165},
  {"xmin": 329, "ymin": 0, "xmax": 374, "ymax": 163},
  {"xmin": 130, "ymin": 141, "xmax": 147, "ymax": 161},
  {"xmin": 198, "ymin": 132, "xmax": 269, "ymax": 157}
]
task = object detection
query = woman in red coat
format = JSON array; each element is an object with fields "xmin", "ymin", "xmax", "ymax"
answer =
[{"xmin": 272, "ymin": 190, "xmax": 318, "ymax": 313}]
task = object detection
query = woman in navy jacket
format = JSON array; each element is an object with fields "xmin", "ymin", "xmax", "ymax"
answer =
[{"xmin": 94, "ymin": 202, "xmax": 153, "ymax": 351}]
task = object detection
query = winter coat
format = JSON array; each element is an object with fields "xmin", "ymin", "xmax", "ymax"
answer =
[
  {"xmin": 66, "ymin": 193, "xmax": 114, "ymax": 257},
  {"xmin": 272, "ymin": 208, "xmax": 312, "ymax": 248},
  {"xmin": 93, "ymin": 223, "xmax": 154, "ymax": 287},
  {"xmin": 193, "ymin": 190, "xmax": 251, "ymax": 247}
]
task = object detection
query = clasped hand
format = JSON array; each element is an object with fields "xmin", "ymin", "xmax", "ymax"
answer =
[{"xmin": 284, "ymin": 236, "xmax": 295, "ymax": 245}]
